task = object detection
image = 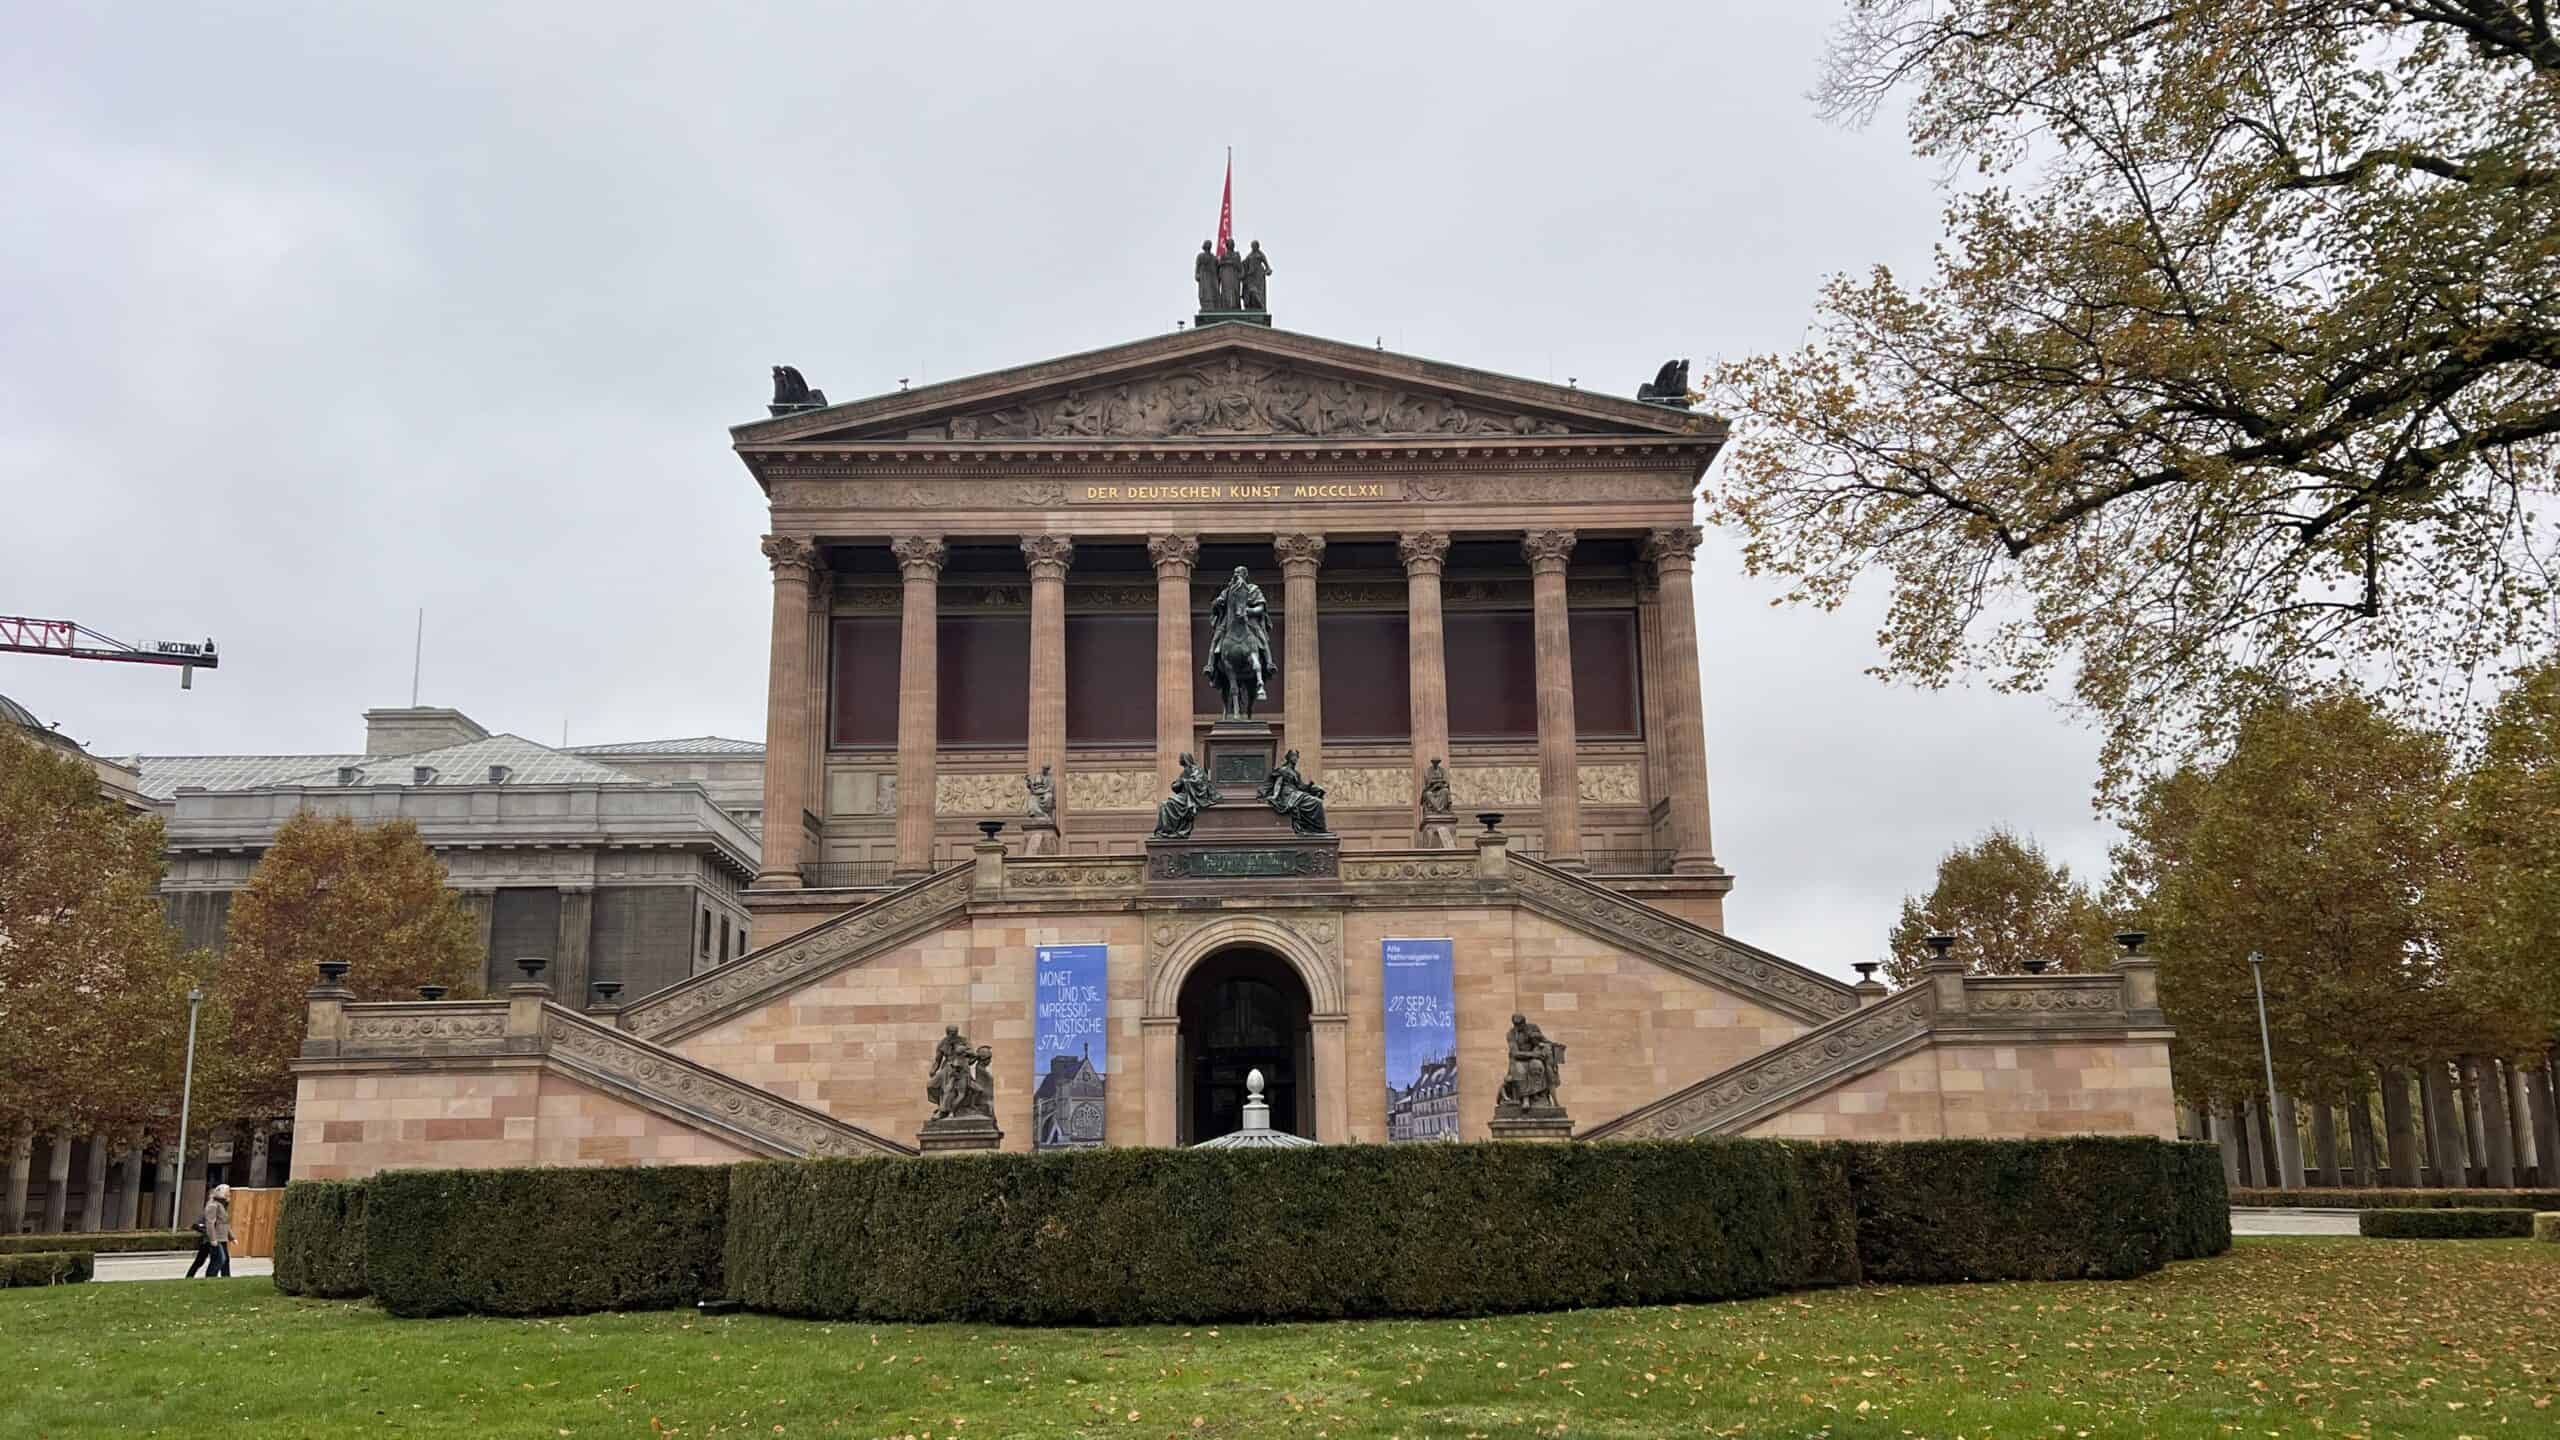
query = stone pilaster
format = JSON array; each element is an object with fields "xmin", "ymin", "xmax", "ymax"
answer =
[
  {"xmin": 1399, "ymin": 532, "xmax": 1451, "ymax": 828},
  {"xmin": 804, "ymin": 564, "xmax": 833, "ymax": 840},
  {"xmin": 1274, "ymin": 533, "xmax": 1326, "ymax": 779},
  {"xmin": 556, "ymin": 885, "xmax": 595, "ymax": 1009},
  {"xmin": 1022, "ymin": 534, "xmax": 1074, "ymax": 823},
  {"xmin": 753, "ymin": 534, "xmax": 819, "ymax": 890},
  {"xmin": 1150, "ymin": 534, "xmax": 1200, "ymax": 785},
  {"xmin": 1643, "ymin": 526, "xmax": 1718, "ymax": 872},
  {"xmin": 891, "ymin": 534, "xmax": 948, "ymax": 877},
  {"xmin": 1523, "ymin": 529, "xmax": 1582, "ymax": 867}
]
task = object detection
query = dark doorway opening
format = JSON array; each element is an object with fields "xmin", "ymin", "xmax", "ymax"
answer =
[{"xmin": 1177, "ymin": 947, "xmax": 1314, "ymax": 1144}]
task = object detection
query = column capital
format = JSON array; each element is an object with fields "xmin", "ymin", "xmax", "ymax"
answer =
[
  {"xmin": 1398, "ymin": 531, "xmax": 1451, "ymax": 577},
  {"xmin": 1020, "ymin": 533, "xmax": 1076, "ymax": 580},
  {"xmin": 890, "ymin": 534, "xmax": 948, "ymax": 579},
  {"xmin": 1521, "ymin": 529, "xmax": 1578, "ymax": 575},
  {"xmin": 1148, "ymin": 532, "xmax": 1200, "ymax": 578},
  {"xmin": 1273, "ymin": 532, "xmax": 1327, "ymax": 576},
  {"xmin": 1642, "ymin": 525, "xmax": 1704, "ymax": 576},
  {"xmin": 760, "ymin": 534, "xmax": 819, "ymax": 581}
]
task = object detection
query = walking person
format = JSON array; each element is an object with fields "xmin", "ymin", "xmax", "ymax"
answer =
[
  {"xmin": 183, "ymin": 1193, "xmax": 215, "ymax": 1278},
  {"xmin": 199, "ymin": 1184, "xmax": 234, "ymax": 1278}
]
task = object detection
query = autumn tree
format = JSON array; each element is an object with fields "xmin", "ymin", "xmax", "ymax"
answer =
[
  {"xmin": 0, "ymin": 731, "xmax": 194, "ymax": 1143},
  {"xmin": 2112, "ymin": 690, "xmax": 2464, "ymax": 1104},
  {"xmin": 1881, "ymin": 826, "xmax": 2112, "ymax": 985},
  {"xmin": 206, "ymin": 812, "xmax": 480, "ymax": 1119},
  {"xmin": 2441, "ymin": 659, "xmax": 2560, "ymax": 1059},
  {"xmin": 1709, "ymin": 2, "xmax": 2560, "ymax": 792}
]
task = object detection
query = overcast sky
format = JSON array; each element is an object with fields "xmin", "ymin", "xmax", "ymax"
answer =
[{"xmin": 1, "ymin": 3, "xmax": 2114, "ymax": 978}]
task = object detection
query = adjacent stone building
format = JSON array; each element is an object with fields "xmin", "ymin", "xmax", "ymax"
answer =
[
  {"xmin": 136, "ymin": 705, "xmax": 761, "ymax": 1002},
  {"xmin": 288, "ymin": 317, "xmax": 2180, "ymax": 1177}
]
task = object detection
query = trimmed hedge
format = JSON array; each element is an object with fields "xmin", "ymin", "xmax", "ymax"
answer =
[
  {"xmin": 0, "ymin": 1230, "xmax": 192, "ymax": 1256},
  {"xmin": 273, "ymin": 1180, "xmax": 369, "ymax": 1298},
  {"xmin": 364, "ymin": 1166, "xmax": 731, "ymax": 1318},
  {"xmin": 2235, "ymin": 1187, "xmax": 2560, "ymax": 1210},
  {"xmin": 2164, "ymin": 1140, "xmax": 2235, "ymax": 1260},
  {"xmin": 2536, "ymin": 1213, "xmax": 2560, "ymax": 1244},
  {"xmin": 2358, "ymin": 1207, "xmax": 2536, "ymax": 1238},
  {"xmin": 0, "ymin": 1251, "xmax": 93, "ymax": 1286},
  {"xmin": 1840, "ymin": 1138, "xmax": 2208, "ymax": 1282},
  {"xmin": 727, "ymin": 1141, "xmax": 1860, "ymax": 1325}
]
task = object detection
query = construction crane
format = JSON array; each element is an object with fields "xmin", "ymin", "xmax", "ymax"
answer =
[{"xmin": 0, "ymin": 615, "xmax": 220, "ymax": 688}]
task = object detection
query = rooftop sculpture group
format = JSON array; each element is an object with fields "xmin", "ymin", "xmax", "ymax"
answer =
[{"xmin": 1194, "ymin": 239, "xmax": 1273, "ymax": 313}]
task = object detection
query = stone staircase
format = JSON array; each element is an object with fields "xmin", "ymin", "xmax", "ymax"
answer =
[
  {"xmin": 1505, "ymin": 855, "xmax": 1860, "ymax": 1026},
  {"xmin": 539, "ymin": 1005, "xmax": 910, "ymax": 1157},
  {"xmin": 1579, "ymin": 983, "xmax": 1938, "ymax": 1139},
  {"xmin": 622, "ymin": 863, "xmax": 974, "ymax": 1043}
]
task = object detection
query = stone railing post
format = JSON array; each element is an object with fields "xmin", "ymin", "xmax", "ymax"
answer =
[
  {"xmin": 1923, "ymin": 935, "xmax": 1968, "ymax": 1022},
  {"xmin": 301, "ymin": 965, "xmax": 355, "ymax": 1058},
  {"xmin": 972, "ymin": 833, "xmax": 1006, "ymax": 899},
  {"xmin": 506, "ymin": 958, "xmax": 554, "ymax": 1055},
  {"xmin": 1475, "ymin": 823, "xmax": 1510, "ymax": 883}
]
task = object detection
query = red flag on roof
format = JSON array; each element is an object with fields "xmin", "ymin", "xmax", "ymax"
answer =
[{"xmin": 1216, "ymin": 150, "xmax": 1233, "ymax": 253}]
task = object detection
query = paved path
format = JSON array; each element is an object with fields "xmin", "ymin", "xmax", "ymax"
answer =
[
  {"xmin": 93, "ymin": 1251, "xmax": 274, "ymax": 1282},
  {"xmin": 2231, "ymin": 1207, "xmax": 2360, "ymax": 1237}
]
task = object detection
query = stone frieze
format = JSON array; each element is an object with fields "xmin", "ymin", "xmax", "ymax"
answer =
[
  {"xmin": 1064, "ymin": 770, "xmax": 1160, "ymax": 813},
  {"xmin": 928, "ymin": 358, "xmax": 1588, "ymax": 441}
]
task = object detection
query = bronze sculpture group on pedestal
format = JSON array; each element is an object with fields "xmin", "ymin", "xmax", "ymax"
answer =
[{"xmin": 1194, "ymin": 239, "xmax": 1273, "ymax": 313}]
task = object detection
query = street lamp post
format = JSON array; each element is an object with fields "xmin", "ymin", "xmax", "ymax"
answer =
[
  {"xmin": 171, "ymin": 986, "xmax": 203, "ymax": 1229},
  {"xmin": 2247, "ymin": 952, "xmax": 2299, "ymax": 1187}
]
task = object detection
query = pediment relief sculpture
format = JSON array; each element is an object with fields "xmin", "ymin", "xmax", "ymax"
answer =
[{"xmin": 928, "ymin": 358, "xmax": 1593, "ymax": 441}]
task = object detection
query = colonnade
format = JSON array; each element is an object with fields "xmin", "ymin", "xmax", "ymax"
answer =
[{"xmin": 753, "ymin": 527, "xmax": 1720, "ymax": 886}]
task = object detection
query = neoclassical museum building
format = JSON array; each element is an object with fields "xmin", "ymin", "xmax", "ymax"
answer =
[{"xmin": 290, "ymin": 317, "xmax": 2178, "ymax": 1175}]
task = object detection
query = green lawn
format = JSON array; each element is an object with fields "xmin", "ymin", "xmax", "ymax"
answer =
[{"xmin": 9, "ymin": 1239, "xmax": 2555, "ymax": 1438}]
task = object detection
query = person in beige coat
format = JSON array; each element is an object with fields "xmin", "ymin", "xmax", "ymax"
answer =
[{"xmin": 195, "ymin": 1184, "xmax": 234, "ymax": 1278}]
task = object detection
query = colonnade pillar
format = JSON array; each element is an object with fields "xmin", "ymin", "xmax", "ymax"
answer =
[
  {"xmin": 753, "ymin": 534, "xmax": 819, "ymax": 889},
  {"xmin": 1523, "ymin": 530, "xmax": 1583, "ymax": 867},
  {"xmin": 1023, "ymin": 534, "xmax": 1075, "ymax": 821},
  {"xmin": 1643, "ymin": 526, "xmax": 1718, "ymax": 871},
  {"xmin": 1150, "ymin": 535, "xmax": 1199, "ymax": 784},
  {"xmin": 1274, "ymin": 533, "xmax": 1325, "ymax": 779},
  {"xmin": 1399, "ymin": 532, "xmax": 1451, "ymax": 834},
  {"xmin": 892, "ymin": 535, "xmax": 948, "ymax": 877}
]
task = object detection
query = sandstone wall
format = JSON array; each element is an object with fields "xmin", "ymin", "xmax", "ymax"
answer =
[
  {"xmin": 292, "ymin": 1067, "xmax": 755, "ymax": 1180},
  {"xmin": 1743, "ymin": 1038, "xmax": 2178, "ymax": 1142}
]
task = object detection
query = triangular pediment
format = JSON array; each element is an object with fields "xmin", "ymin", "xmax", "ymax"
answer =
[{"xmin": 733, "ymin": 326, "xmax": 1713, "ymax": 449}]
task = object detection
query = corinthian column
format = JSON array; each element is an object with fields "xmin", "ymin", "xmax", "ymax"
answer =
[
  {"xmin": 753, "ymin": 534, "xmax": 818, "ymax": 889},
  {"xmin": 1400, "ymin": 531, "xmax": 1451, "ymax": 828},
  {"xmin": 1643, "ymin": 526, "xmax": 1718, "ymax": 871},
  {"xmin": 891, "ymin": 534, "xmax": 947, "ymax": 877},
  {"xmin": 1150, "ymin": 534, "xmax": 1200, "ymax": 784},
  {"xmin": 1022, "ymin": 534, "xmax": 1075, "ymax": 823},
  {"xmin": 1523, "ymin": 530, "xmax": 1583, "ymax": 868},
  {"xmin": 1274, "ymin": 533, "xmax": 1326, "ymax": 778}
]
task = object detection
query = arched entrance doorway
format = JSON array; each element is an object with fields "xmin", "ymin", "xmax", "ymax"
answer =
[{"xmin": 1176, "ymin": 947, "xmax": 1314, "ymax": 1143}]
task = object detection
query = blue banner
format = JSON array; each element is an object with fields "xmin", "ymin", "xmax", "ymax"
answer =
[
  {"xmin": 1381, "ymin": 937, "xmax": 1459, "ymax": 1142},
  {"xmin": 1032, "ymin": 944, "xmax": 1109, "ymax": 1150}
]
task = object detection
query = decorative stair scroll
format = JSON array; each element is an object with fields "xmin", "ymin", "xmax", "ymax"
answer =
[
  {"xmin": 620, "ymin": 863, "xmax": 974, "ymax": 1043},
  {"xmin": 1580, "ymin": 985, "xmax": 1938, "ymax": 1140}
]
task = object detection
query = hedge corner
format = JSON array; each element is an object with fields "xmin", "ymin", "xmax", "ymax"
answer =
[
  {"xmin": 273, "ymin": 1179, "xmax": 370, "ymax": 1299},
  {"xmin": 2534, "ymin": 1213, "xmax": 2560, "ymax": 1244}
]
